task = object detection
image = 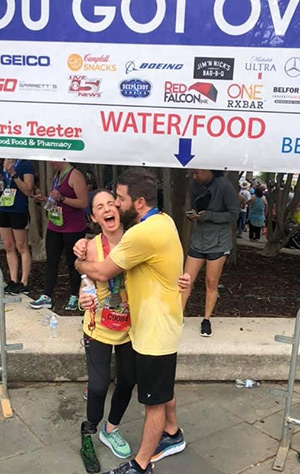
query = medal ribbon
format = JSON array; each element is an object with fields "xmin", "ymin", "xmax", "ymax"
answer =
[
  {"xmin": 101, "ymin": 234, "xmax": 123, "ymax": 294},
  {"xmin": 4, "ymin": 159, "xmax": 21, "ymax": 189},
  {"xmin": 140, "ymin": 207, "xmax": 160, "ymax": 222},
  {"xmin": 52, "ymin": 164, "xmax": 72, "ymax": 191}
]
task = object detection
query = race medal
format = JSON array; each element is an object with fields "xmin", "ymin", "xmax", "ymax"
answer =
[
  {"xmin": 108, "ymin": 294, "xmax": 122, "ymax": 309},
  {"xmin": 0, "ymin": 188, "xmax": 16, "ymax": 207},
  {"xmin": 88, "ymin": 308, "xmax": 96, "ymax": 331},
  {"xmin": 100, "ymin": 234, "xmax": 131, "ymax": 331},
  {"xmin": 48, "ymin": 205, "xmax": 63, "ymax": 227}
]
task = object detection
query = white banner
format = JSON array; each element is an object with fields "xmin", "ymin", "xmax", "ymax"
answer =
[{"xmin": 0, "ymin": 41, "xmax": 300, "ymax": 171}]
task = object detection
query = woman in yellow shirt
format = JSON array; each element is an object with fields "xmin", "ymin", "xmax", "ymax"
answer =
[{"xmin": 79, "ymin": 189, "xmax": 135, "ymax": 474}]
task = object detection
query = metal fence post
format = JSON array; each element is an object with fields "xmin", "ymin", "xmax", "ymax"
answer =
[
  {"xmin": 0, "ymin": 269, "xmax": 23, "ymax": 418},
  {"xmin": 270, "ymin": 308, "xmax": 300, "ymax": 471}
]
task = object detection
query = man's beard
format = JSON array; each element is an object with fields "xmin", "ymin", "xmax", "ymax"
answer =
[{"xmin": 120, "ymin": 204, "xmax": 138, "ymax": 229}]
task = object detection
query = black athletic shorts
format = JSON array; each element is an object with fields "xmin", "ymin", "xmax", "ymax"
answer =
[
  {"xmin": 0, "ymin": 211, "xmax": 30, "ymax": 230},
  {"xmin": 136, "ymin": 352, "xmax": 177, "ymax": 405},
  {"xmin": 188, "ymin": 248, "xmax": 230, "ymax": 260}
]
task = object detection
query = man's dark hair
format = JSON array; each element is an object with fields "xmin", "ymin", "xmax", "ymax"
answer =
[{"xmin": 117, "ymin": 168, "xmax": 157, "ymax": 206}]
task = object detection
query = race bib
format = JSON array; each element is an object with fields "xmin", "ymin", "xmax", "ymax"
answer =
[
  {"xmin": 101, "ymin": 296, "xmax": 131, "ymax": 331},
  {"xmin": 48, "ymin": 205, "xmax": 63, "ymax": 227},
  {"xmin": 0, "ymin": 188, "xmax": 16, "ymax": 207}
]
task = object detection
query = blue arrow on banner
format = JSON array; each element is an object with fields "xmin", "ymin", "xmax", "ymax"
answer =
[{"xmin": 174, "ymin": 138, "xmax": 195, "ymax": 167}]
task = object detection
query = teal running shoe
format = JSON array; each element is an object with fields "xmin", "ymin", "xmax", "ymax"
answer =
[{"xmin": 99, "ymin": 422, "xmax": 131, "ymax": 459}]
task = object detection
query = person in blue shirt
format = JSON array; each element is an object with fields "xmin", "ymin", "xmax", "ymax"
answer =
[
  {"xmin": 0, "ymin": 158, "xmax": 34, "ymax": 294},
  {"xmin": 248, "ymin": 187, "xmax": 267, "ymax": 242}
]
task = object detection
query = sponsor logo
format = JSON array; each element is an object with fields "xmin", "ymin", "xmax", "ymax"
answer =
[
  {"xmin": 282, "ymin": 137, "xmax": 300, "ymax": 154},
  {"xmin": 284, "ymin": 58, "xmax": 300, "ymax": 78},
  {"xmin": 68, "ymin": 54, "xmax": 116, "ymax": 72},
  {"xmin": 68, "ymin": 54, "xmax": 83, "ymax": 71},
  {"xmin": 120, "ymin": 79, "xmax": 152, "ymax": 98},
  {"xmin": 0, "ymin": 55, "xmax": 50, "ymax": 67},
  {"xmin": 194, "ymin": 57, "xmax": 234, "ymax": 80},
  {"xmin": 19, "ymin": 82, "xmax": 57, "ymax": 92},
  {"xmin": 164, "ymin": 82, "xmax": 218, "ymax": 104},
  {"xmin": 99, "ymin": 111, "xmax": 265, "ymax": 140},
  {"xmin": 245, "ymin": 56, "xmax": 276, "ymax": 77},
  {"xmin": 125, "ymin": 60, "xmax": 183, "ymax": 74},
  {"xmin": 227, "ymin": 83, "xmax": 264, "ymax": 110},
  {"xmin": 0, "ymin": 78, "xmax": 17, "ymax": 92},
  {"xmin": 273, "ymin": 86, "xmax": 300, "ymax": 105},
  {"xmin": 68, "ymin": 76, "xmax": 102, "ymax": 98}
]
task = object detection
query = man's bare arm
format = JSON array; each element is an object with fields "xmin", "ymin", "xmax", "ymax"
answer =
[{"xmin": 75, "ymin": 255, "xmax": 123, "ymax": 281}]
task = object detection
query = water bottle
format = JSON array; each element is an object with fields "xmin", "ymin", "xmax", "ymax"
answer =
[
  {"xmin": 235, "ymin": 379, "xmax": 259, "ymax": 388},
  {"xmin": 81, "ymin": 274, "xmax": 100, "ymax": 311},
  {"xmin": 49, "ymin": 314, "xmax": 58, "ymax": 338},
  {"xmin": 41, "ymin": 313, "xmax": 51, "ymax": 326},
  {"xmin": 0, "ymin": 174, "xmax": 4, "ymax": 194},
  {"xmin": 44, "ymin": 195, "xmax": 56, "ymax": 211}
]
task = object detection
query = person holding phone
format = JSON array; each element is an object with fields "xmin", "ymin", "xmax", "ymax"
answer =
[
  {"xmin": 183, "ymin": 170, "xmax": 238, "ymax": 337},
  {"xmin": 0, "ymin": 158, "xmax": 34, "ymax": 295}
]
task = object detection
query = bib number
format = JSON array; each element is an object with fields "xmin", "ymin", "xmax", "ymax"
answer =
[
  {"xmin": 48, "ymin": 205, "xmax": 63, "ymax": 227},
  {"xmin": 0, "ymin": 188, "xmax": 16, "ymax": 207},
  {"xmin": 101, "ymin": 296, "xmax": 131, "ymax": 331}
]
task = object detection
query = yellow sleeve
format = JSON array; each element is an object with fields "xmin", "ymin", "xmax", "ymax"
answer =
[{"xmin": 110, "ymin": 224, "xmax": 154, "ymax": 270}]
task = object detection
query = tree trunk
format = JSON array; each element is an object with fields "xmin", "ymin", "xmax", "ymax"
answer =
[
  {"xmin": 162, "ymin": 168, "xmax": 172, "ymax": 215},
  {"xmin": 162, "ymin": 168, "xmax": 190, "ymax": 254},
  {"xmin": 262, "ymin": 173, "xmax": 300, "ymax": 257},
  {"xmin": 170, "ymin": 169, "xmax": 187, "ymax": 241},
  {"xmin": 29, "ymin": 161, "xmax": 53, "ymax": 261},
  {"xmin": 92, "ymin": 164, "xmax": 105, "ymax": 188}
]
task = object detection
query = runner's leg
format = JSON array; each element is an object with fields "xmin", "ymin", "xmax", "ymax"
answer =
[
  {"xmin": 44, "ymin": 229, "xmax": 64, "ymax": 297},
  {"xmin": 107, "ymin": 341, "xmax": 136, "ymax": 430},
  {"xmin": 204, "ymin": 256, "xmax": 227, "ymax": 320},
  {"xmin": 164, "ymin": 395, "xmax": 178, "ymax": 434},
  {"xmin": 85, "ymin": 337, "xmax": 112, "ymax": 426},
  {"xmin": 13, "ymin": 228, "xmax": 31, "ymax": 286},
  {"xmin": 63, "ymin": 230, "xmax": 86, "ymax": 296},
  {"xmin": 182, "ymin": 256, "xmax": 206, "ymax": 310},
  {"xmin": 0, "ymin": 227, "xmax": 18, "ymax": 282}
]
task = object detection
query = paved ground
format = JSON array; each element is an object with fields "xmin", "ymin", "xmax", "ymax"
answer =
[{"xmin": 1, "ymin": 382, "xmax": 300, "ymax": 474}]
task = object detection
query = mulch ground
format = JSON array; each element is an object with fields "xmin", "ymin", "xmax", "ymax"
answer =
[
  {"xmin": 186, "ymin": 246, "xmax": 300, "ymax": 318},
  {"xmin": 0, "ymin": 246, "xmax": 299, "ymax": 318}
]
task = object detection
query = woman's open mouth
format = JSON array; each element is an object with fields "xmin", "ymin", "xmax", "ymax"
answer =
[{"xmin": 104, "ymin": 214, "xmax": 116, "ymax": 228}]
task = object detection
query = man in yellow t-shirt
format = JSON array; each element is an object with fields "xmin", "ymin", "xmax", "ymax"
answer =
[{"xmin": 75, "ymin": 168, "xmax": 185, "ymax": 474}]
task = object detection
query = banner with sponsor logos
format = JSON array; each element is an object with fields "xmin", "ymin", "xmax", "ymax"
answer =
[{"xmin": 0, "ymin": 1, "xmax": 300, "ymax": 171}]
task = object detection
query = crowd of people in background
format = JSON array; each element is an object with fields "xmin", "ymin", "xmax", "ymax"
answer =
[
  {"xmin": 0, "ymin": 159, "xmax": 300, "ymax": 474},
  {"xmin": 237, "ymin": 181, "xmax": 268, "ymax": 243},
  {"xmin": 237, "ymin": 179, "xmax": 300, "ymax": 247}
]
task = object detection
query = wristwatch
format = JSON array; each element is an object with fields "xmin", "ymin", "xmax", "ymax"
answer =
[
  {"xmin": 12, "ymin": 173, "xmax": 19, "ymax": 180},
  {"xmin": 60, "ymin": 195, "xmax": 66, "ymax": 203}
]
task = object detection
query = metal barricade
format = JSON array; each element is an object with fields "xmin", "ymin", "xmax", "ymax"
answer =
[
  {"xmin": 270, "ymin": 308, "xmax": 300, "ymax": 471},
  {"xmin": 0, "ymin": 269, "xmax": 23, "ymax": 418}
]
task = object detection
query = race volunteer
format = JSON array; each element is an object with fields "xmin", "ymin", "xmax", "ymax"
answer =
[
  {"xmin": 0, "ymin": 158, "xmax": 34, "ymax": 295},
  {"xmin": 74, "ymin": 168, "xmax": 186, "ymax": 474},
  {"xmin": 30, "ymin": 161, "xmax": 87, "ymax": 311}
]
